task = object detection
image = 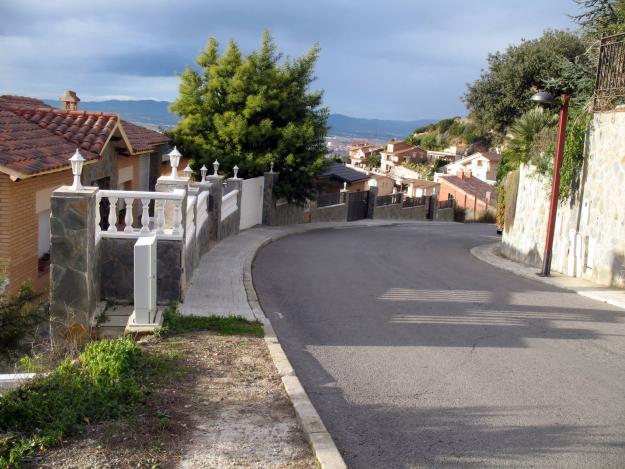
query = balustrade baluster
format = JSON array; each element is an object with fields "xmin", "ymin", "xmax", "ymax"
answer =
[
  {"xmin": 172, "ymin": 199, "xmax": 183, "ymax": 235},
  {"xmin": 155, "ymin": 200, "xmax": 165, "ymax": 234},
  {"xmin": 95, "ymin": 193, "xmax": 101, "ymax": 234},
  {"xmin": 140, "ymin": 198, "xmax": 150, "ymax": 233},
  {"xmin": 107, "ymin": 197, "xmax": 118, "ymax": 232},
  {"xmin": 124, "ymin": 198, "xmax": 134, "ymax": 233}
]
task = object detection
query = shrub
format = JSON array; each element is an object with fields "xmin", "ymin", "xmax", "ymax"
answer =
[
  {"xmin": 453, "ymin": 206, "xmax": 467, "ymax": 222},
  {"xmin": 0, "ymin": 284, "xmax": 45, "ymax": 367},
  {"xmin": 0, "ymin": 337, "xmax": 144, "ymax": 467}
]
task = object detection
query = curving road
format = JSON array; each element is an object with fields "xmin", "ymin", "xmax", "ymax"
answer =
[{"xmin": 253, "ymin": 222, "xmax": 625, "ymax": 469}]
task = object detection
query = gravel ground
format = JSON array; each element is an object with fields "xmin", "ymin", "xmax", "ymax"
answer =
[{"xmin": 30, "ymin": 331, "xmax": 316, "ymax": 468}]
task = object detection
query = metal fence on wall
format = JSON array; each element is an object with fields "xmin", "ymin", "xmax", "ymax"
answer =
[
  {"xmin": 317, "ymin": 192, "xmax": 342, "ymax": 208},
  {"xmin": 376, "ymin": 193, "xmax": 402, "ymax": 206},
  {"xmin": 594, "ymin": 32, "xmax": 625, "ymax": 112}
]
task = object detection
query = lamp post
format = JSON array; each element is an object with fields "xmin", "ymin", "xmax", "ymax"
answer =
[
  {"xmin": 530, "ymin": 91, "xmax": 570, "ymax": 276},
  {"xmin": 69, "ymin": 148, "xmax": 85, "ymax": 190},
  {"xmin": 200, "ymin": 165, "xmax": 208, "ymax": 183},
  {"xmin": 213, "ymin": 160, "xmax": 219, "ymax": 176},
  {"xmin": 168, "ymin": 147, "xmax": 182, "ymax": 179},
  {"xmin": 183, "ymin": 164, "xmax": 193, "ymax": 180}
]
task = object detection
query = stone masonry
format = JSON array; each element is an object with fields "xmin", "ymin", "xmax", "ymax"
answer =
[{"xmin": 502, "ymin": 109, "xmax": 625, "ymax": 287}]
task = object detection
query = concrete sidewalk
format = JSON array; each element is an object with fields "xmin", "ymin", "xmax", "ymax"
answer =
[
  {"xmin": 472, "ymin": 242, "xmax": 625, "ymax": 311},
  {"xmin": 181, "ymin": 219, "xmax": 434, "ymax": 319}
]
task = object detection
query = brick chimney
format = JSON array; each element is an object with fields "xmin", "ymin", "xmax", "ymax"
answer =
[{"xmin": 60, "ymin": 90, "xmax": 80, "ymax": 111}]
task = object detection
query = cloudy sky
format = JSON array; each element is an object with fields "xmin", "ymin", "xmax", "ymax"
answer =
[{"xmin": 0, "ymin": 0, "xmax": 579, "ymax": 120}]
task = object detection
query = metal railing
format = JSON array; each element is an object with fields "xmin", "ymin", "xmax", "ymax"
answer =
[
  {"xmin": 376, "ymin": 193, "xmax": 402, "ymax": 206},
  {"xmin": 402, "ymin": 196, "xmax": 426, "ymax": 208},
  {"xmin": 317, "ymin": 192, "xmax": 343, "ymax": 208},
  {"xmin": 594, "ymin": 32, "xmax": 625, "ymax": 111}
]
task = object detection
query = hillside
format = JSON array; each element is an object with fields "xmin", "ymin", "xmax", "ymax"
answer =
[{"xmin": 43, "ymin": 99, "xmax": 434, "ymax": 140}]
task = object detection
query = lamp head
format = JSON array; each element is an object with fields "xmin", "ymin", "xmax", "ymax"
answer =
[{"xmin": 530, "ymin": 91, "xmax": 556, "ymax": 105}]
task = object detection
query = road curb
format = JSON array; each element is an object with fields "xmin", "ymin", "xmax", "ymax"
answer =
[
  {"xmin": 242, "ymin": 231, "xmax": 348, "ymax": 469},
  {"xmin": 471, "ymin": 242, "xmax": 625, "ymax": 311}
]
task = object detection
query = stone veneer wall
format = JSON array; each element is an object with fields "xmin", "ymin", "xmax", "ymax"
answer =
[
  {"xmin": 100, "ymin": 237, "xmax": 183, "ymax": 303},
  {"xmin": 373, "ymin": 203, "xmax": 428, "ymax": 220},
  {"xmin": 435, "ymin": 207, "xmax": 454, "ymax": 221},
  {"xmin": 502, "ymin": 109, "xmax": 625, "ymax": 287},
  {"xmin": 309, "ymin": 200, "xmax": 348, "ymax": 222}
]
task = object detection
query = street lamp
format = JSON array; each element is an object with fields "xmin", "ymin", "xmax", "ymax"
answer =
[
  {"xmin": 213, "ymin": 160, "xmax": 220, "ymax": 176},
  {"xmin": 200, "ymin": 165, "xmax": 208, "ymax": 183},
  {"xmin": 530, "ymin": 90, "xmax": 571, "ymax": 276}
]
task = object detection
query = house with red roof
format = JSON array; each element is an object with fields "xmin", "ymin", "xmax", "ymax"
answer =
[
  {"xmin": 0, "ymin": 92, "xmax": 169, "ymax": 292},
  {"xmin": 436, "ymin": 170, "xmax": 497, "ymax": 220},
  {"xmin": 440, "ymin": 151, "xmax": 501, "ymax": 184},
  {"xmin": 380, "ymin": 139, "xmax": 427, "ymax": 173}
]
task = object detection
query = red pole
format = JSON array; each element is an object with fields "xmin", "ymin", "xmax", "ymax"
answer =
[{"xmin": 540, "ymin": 95, "xmax": 570, "ymax": 276}]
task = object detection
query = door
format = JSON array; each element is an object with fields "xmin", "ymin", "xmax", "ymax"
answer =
[
  {"xmin": 347, "ymin": 191, "xmax": 369, "ymax": 221},
  {"xmin": 240, "ymin": 176, "xmax": 265, "ymax": 230}
]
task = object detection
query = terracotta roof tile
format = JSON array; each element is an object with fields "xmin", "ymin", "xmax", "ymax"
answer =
[
  {"xmin": 0, "ymin": 109, "xmax": 99, "ymax": 176},
  {"xmin": 121, "ymin": 120, "xmax": 169, "ymax": 153},
  {"xmin": 0, "ymin": 94, "xmax": 169, "ymax": 177},
  {"xmin": 439, "ymin": 175, "xmax": 498, "ymax": 202}
]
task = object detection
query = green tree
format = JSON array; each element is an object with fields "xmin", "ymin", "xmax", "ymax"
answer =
[
  {"xmin": 170, "ymin": 31, "xmax": 329, "ymax": 203},
  {"xmin": 463, "ymin": 30, "xmax": 586, "ymax": 133},
  {"xmin": 574, "ymin": 0, "xmax": 625, "ymax": 39},
  {"xmin": 497, "ymin": 107, "xmax": 559, "ymax": 181}
]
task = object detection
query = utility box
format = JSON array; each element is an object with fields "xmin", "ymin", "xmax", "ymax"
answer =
[{"xmin": 127, "ymin": 235, "xmax": 162, "ymax": 331}]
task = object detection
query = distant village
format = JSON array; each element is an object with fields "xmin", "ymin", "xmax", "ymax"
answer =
[{"xmin": 324, "ymin": 134, "xmax": 499, "ymax": 221}]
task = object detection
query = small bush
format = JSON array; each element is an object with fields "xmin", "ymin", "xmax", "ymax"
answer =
[
  {"xmin": 161, "ymin": 305, "xmax": 263, "ymax": 338},
  {"xmin": 0, "ymin": 337, "xmax": 145, "ymax": 467},
  {"xmin": 477, "ymin": 211, "xmax": 497, "ymax": 224},
  {"xmin": 0, "ymin": 284, "xmax": 45, "ymax": 366},
  {"xmin": 453, "ymin": 206, "xmax": 467, "ymax": 222}
]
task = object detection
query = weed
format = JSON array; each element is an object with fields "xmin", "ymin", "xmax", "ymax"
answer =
[
  {"xmin": 0, "ymin": 337, "xmax": 153, "ymax": 467},
  {"xmin": 161, "ymin": 304, "xmax": 263, "ymax": 338}
]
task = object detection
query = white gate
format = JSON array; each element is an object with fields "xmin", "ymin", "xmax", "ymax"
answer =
[{"xmin": 239, "ymin": 176, "xmax": 265, "ymax": 230}]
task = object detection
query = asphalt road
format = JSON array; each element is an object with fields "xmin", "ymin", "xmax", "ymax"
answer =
[{"xmin": 253, "ymin": 222, "xmax": 625, "ymax": 469}]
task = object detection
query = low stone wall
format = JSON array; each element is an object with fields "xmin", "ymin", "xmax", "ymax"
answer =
[
  {"xmin": 310, "ymin": 201, "xmax": 347, "ymax": 223},
  {"xmin": 435, "ymin": 207, "xmax": 454, "ymax": 221},
  {"xmin": 502, "ymin": 110, "xmax": 625, "ymax": 287},
  {"xmin": 100, "ymin": 237, "xmax": 183, "ymax": 304},
  {"xmin": 373, "ymin": 203, "xmax": 428, "ymax": 220}
]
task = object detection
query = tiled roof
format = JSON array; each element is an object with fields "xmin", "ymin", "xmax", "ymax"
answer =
[
  {"xmin": 0, "ymin": 109, "xmax": 99, "ymax": 176},
  {"xmin": 439, "ymin": 175, "xmax": 498, "ymax": 202},
  {"xmin": 121, "ymin": 120, "xmax": 169, "ymax": 153},
  {"xmin": 11, "ymin": 108, "xmax": 117, "ymax": 155},
  {"xmin": 479, "ymin": 151, "xmax": 501, "ymax": 162},
  {"xmin": 322, "ymin": 163, "xmax": 371, "ymax": 183},
  {"xmin": 0, "ymin": 94, "xmax": 169, "ymax": 177}
]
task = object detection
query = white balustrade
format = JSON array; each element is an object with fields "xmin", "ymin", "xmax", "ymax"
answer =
[
  {"xmin": 221, "ymin": 190, "xmax": 238, "ymax": 221},
  {"xmin": 185, "ymin": 195, "xmax": 196, "ymax": 246},
  {"xmin": 196, "ymin": 190, "xmax": 210, "ymax": 231},
  {"xmin": 97, "ymin": 189, "xmax": 186, "ymax": 240}
]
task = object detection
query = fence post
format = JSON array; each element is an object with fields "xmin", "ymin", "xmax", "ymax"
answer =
[
  {"xmin": 206, "ymin": 175, "xmax": 224, "ymax": 241},
  {"xmin": 49, "ymin": 186, "xmax": 100, "ymax": 324},
  {"xmin": 263, "ymin": 171, "xmax": 278, "ymax": 225},
  {"xmin": 367, "ymin": 186, "xmax": 378, "ymax": 219}
]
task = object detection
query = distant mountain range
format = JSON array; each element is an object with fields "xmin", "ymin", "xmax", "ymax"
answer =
[{"xmin": 43, "ymin": 99, "xmax": 434, "ymax": 140}]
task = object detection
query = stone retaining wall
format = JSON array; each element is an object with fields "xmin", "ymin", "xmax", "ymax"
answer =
[
  {"xmin": 309, "ymin": 201, "xmax": 348, "ymax": 223},
  {"xmin": 502, "ymin": 109, "xmax": 625, "ymax": 287},
  {"xmin": 100, "ymin": 237, "xmax": 183, "ymax": 304},
  {"xmin": 373, "ymin": 203, "xmax": 428, "ymax": 220}
]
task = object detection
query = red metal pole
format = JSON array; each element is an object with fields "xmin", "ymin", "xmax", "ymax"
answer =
[{"xmin": 540, "ymin": 95, "xmax": 570, "ymax": 276}]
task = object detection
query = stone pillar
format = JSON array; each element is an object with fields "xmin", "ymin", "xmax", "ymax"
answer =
[
  {"xmin": 205, "ymin": 175, "xmax": 224, "ymax": 241},
  {"xmin": 49, "ymin": 186, "xmax": 99, "ymax": 322},
  {"xmin": 262, "ymin": 172, "xmax": 278, "ymax": 225},
  {"xmin": 155, "ymin": 175, "xmax": 189, "ymax": 235},
  {"xmin": 195, "ymin": 181, "xmax": 212, "ymax": 256},
  {"xmin": 222, "ymin": 178, "xmax": 243, "ymax": 238},
  {"xmin": 367, "ymin": 186, "xmax": 378, "ymax": 219}
]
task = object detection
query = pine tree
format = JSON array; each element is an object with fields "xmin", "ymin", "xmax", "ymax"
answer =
[{"xmin": 170, "ymin": 31, "xmax": 329, "ymax": 204}]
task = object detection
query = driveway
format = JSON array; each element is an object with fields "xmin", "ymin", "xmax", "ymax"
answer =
[{"xmin": 253, "ymin": 222, "xmax": 625, "ymax": 468}]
